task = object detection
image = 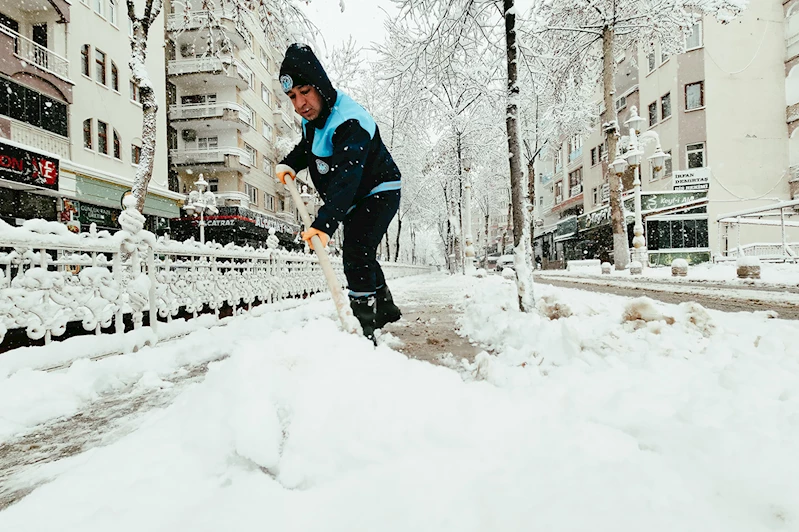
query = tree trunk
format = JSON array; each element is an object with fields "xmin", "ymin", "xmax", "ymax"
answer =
[
  {"xmin": 527, "ymin": 158, "xmax": 536, "ymax": 251},
  {"xmin": 504, "ymin": 0, "xmax": 534, "ymax": 312},
  {"xmin": 385, "ymin": 232, "xmax": 391, "ymax": 263},
  {"xmin": 603, "ymin": 25, "xmax": 629, "ymax": 270},
  {"xmin": 394, "ymin": 215, "xmax": 402, "ymax": 262},
  {"xmin": 128, "ymin": 1, "xmax": 161, "ymax": 215}
]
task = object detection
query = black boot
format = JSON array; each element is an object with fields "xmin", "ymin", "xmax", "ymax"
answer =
[
  {"xmin": 349, "ymin": 295, "xmax": 376, "ymax": 343},
  {"xmin": 375, "ymin": 284, "xmax": 402, "ymax": 329}
]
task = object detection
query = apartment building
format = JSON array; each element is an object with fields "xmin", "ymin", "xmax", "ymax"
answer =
[
  {"xmin": 534, "ymin": 0, "xmax": 799, "ymax": 266},
  {"xmin": 0, "ymin": 0, "xmax": 182, "ymax": 233},
  {"xmin": 164, "ymin": 1, "xmax": 306, "ymax": 248}
]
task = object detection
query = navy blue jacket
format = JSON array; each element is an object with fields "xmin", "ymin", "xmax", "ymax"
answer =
[{"xmin": 280, "ymin": 90, "xmax": 401, "ymax": 236}]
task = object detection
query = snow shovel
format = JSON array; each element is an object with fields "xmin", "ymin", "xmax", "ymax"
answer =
[{"xmin": 283, "ymin": 176, "xmax": 361, "ymax": 335}]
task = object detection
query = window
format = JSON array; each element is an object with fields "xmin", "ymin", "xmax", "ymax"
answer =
[
  {"xmin": 83, "ymin": 119, "xmax": 92, "ymax": 149},
  {"xmin": 95, "ymin": 49, "xmax": 106, "ymax": 85},
  {"xmin": 554, "ymin": 181, "xmax": 563, "ymax": 203},
  {"xmin": 260, "ymin": 48, "xmax": 270, "ymax": 71},
  {"xmin": 81, "ymin": 45, "xmax": 90, "ymax": 76},
  {"xmin": 0, "ymin": 76, "xmax": 67, "ymax": 136},
  {"xmin": 261, "ymin": 84, "xmax": 272, "ymax": 107},
  {"xmin": 598, "ymin": 142, "xmax": 604, "ymax": 162},
  {"xmin": 264, "ymin": 157, "xmax": 274, "ymax": 176},
  {"xmin": 685, "ymin": 22, "xmax": 703, "ymax": 50},
  {"xmin": 94, "ymin": 0, "xmax": 103, "ymax": 16},
  {"xmin": 648, "ymin": 101, "xmax": 658, "ymax": 127},
  {"xmin": 97, "ymin": 120, "xmax": 108, "ymax": 154},
  {"xmin": 111, "ymin": 63, "xmax": 119, "ymax": 91},
  {"xmin": 243, "ymin": 103, "xmax": 255, "ymax": 127},
  {"xmin": 265, "ymin": 193, "xmax": 275, "ymax": 211},
  {"xmin": 262, "ymin": 119, "xmax": 273, "ymax": 140},
  {"xmin": 647, "ymin": 218, "xmax": 709, "ymax": 251},
  {"xmin": 661, "ymin": 50, "xmax": 669, "ymax": 64},
  {"xmin": 687, "ymin": 143, "xmax": 705, "ymax": 168},
  {"xmin": 181, "ymin": 93, "xmax": 216, "ymax": 105},
  {"xmin": 590, "ymin": 147, "xmax": 597, "ymax": 166},
  {"xmin": 208, "ymin": 178, "xmax": 218, "ymax": 192},
  {"xmin": 538, "ymin": 196, "xmax": 543, "ymax": 208},
  {"xmin": 647, "ymin": 52, "xmax": 656, "ymax": 73},
  {"xmin": 664, "ymin": 150, "xmax": 673, "ymax": 177},
  {"xmin": 244, "ymin": 143, "xmax": 256, "ymax": 166},
  {"xmin": 108, "ymin": 0, "xmax": 116, "ymax": 24},
  {"xmin": 615, "ymin": 95, "xmax": 627, "ymax": 111},
  {"xmin": 113, "ymin": 129, "xmax": 121, "ymax": 159},
  {"xmin": 568, "ymin": 168, "xmax": 583, "ymax": 196},
  {"xmin": 131, "ymin": 144, "xmax": 141, "ymax": 165},
  {"xmin": 661, "ymin": 93, "xmax": 671, "ymax": 119},
  {"xmin": 685, "ymin": 81, "xmax": 704, "ymax": 110},
  {"xmin": 129, "ymin": 81, "xmax": 139, "ymax": 102},
  {"xmin": 245, "ymin": 183, "xmax": 258, "ymax": 203},
  {"xmin": 592, "ymin": 186, "xmax": 599, "ymax": 205},
  {"xmin": 554, "ymin": 150, "xmax": 562, "ymax": 170},
  {"xmin": 197, "ymin": 136, "xmax": 218, "ymax": 149}
]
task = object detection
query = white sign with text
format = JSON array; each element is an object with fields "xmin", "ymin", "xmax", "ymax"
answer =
[{"xmin": 673, "ymin": 167, "xmax": 710, "ymax": 191}]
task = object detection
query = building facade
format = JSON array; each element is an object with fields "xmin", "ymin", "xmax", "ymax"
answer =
[
  {"xmin": 533, "ymin": 0, "xmax": 799, "ymax": 267},
  {"xmin": 1, "ymin": 0, "xmax": 182, "ymax": 234},
  {"xmin": 164, "ymin": 1, "xmax": 307, "ymax": 249}
]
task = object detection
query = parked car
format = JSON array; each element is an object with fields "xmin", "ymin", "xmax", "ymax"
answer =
[
  {"xmin": 495, "ymin": 255, "xmax": 514, "ymax": 272},
  {"xmin": 484, "ymin": 254, "xmax": 500, "ymax": 271}
]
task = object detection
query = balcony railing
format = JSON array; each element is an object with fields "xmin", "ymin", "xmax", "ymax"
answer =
[
  {"xmin": 0, "ymin": 24, "xmax": 70, "ymax": 80},
  {"xmin": 568, "ymin": 147, "xmax": 583, "ymax": 163},
  {"xmin": 8, "ymin": 118, "xmax": 69, "ymax": 159},
  {"xmin": 167, "ymin": 10, "xmax": 252, "ymax": 49},
  {"xmin": 170, "ymin": 101, "xmax": 251, "ymax": 124},
  {"xmin": 570, "ymin": 183, "xmax": 583, "ymax": 197},
  {"xmin": 171, "ymin": 146, "xmax": 250, "ymax": 166}
]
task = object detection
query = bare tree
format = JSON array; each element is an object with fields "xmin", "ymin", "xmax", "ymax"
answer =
[{"xmin": 529, "ymin": 0, "xmax": 747, "ymax": 269}]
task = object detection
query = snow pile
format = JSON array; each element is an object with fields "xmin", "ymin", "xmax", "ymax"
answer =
[{"xmin": 1, "ymin": 274, "xmax": 798, "ymax": 530}]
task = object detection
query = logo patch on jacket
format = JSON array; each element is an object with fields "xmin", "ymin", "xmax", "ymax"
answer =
[
  {"xmin": 316, "ymin": 159, "xmax": 330, "ymax": 174},
  {"xmin": 280, "ymin": 74, "xmax": 293, "ymax": 93}
]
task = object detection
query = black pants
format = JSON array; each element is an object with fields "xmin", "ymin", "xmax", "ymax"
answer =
[{"xmin": 342, "ymin": 190, "xmax": 400, "ymax": 296}]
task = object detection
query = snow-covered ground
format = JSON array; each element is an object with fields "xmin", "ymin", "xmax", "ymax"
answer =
[
  {"xmin": 1, "ymin": 273, "xmax": 798, "ymax": 530},
  {"xmin": 542, "ymin": 260, "xmax": 799, "ymax": 286}
]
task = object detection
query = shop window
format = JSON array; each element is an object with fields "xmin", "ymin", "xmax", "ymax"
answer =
[
  {"xmin": 647, "ymin": 218, "xmax": 709, "ymax": 250},
  {"xmin": 97, "ymin": 120, "xmax": 108, "ymax": 154},
  {"xmin": 83, "ymin": 119, "xmax": 92, "ymax": 149},
  {"xmin": 113, "ymin": 129, "xmax": 121, "ymax": 159},
  {"xmin": 81, "ymin": 44, "xmax": 90, "ymax": 76}
]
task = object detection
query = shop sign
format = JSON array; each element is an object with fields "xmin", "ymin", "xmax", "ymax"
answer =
[
  {"xmin": 641, "ymin": 190, "xmax": 708, "ymax": 213},
  {"xmin": 79, "ymin": 203, "xmax": 119, "ymax": 228},
  {"xmin": 673, "ymin": 167, "xmax": 710, "ymax": 191},
  {"xmin": 554, "ymin": 216, "xmax": 578, "ymax": 240},
  {"xmin": 0, "ymin": 141, "xmax": 59, "ymax": 189},
  {"xmin": 579, "ymin": 206, "xmax": 611, "ymax": 231}
]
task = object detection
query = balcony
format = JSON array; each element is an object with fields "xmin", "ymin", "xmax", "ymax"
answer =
[
  {"xmin": 7, "ymin": 118, "xmax": 69, "ymax": 159},
  {"xmin": 167, "ymin": 10, "xmax": 252, "ymax": 50},
  {"xmin": 273, "ymin": 107, "xmax": 296, "ymax": 134},
  {"xmin": 169, "ymin": 101, "xmax": 251, "ymax": 130},
  {"xmin": 215, "ymin": 191, "xmax": 250, "ymax": 208},
  {"xmin": 0, "ymin": 24, "xmax": 72, "ymax": 103},
  {"xmin": 170, "ymin": 146, "xmax": 251, "ymax": 173},
  {"xmin": 167, "ymin": 56, "xmax": 249, "ymax": 89}
]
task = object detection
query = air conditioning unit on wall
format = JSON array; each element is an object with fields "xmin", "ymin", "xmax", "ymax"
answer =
[
  {"xmin": 182, "ymin": 129, "xmax": 197, "ymax": 141},
  {"xmin": 179, "ymin": 43, "xmax": 193, "ymax": 58}
]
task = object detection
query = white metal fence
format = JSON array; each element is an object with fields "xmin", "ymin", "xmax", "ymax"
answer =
[{"xmin": 0, "ymin": 198, "xmax": 433, "ymax": 349}]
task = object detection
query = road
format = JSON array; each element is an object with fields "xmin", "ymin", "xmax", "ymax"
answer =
[{"xmin": 535, "ymin": 274, "xmax": 799, "ymax": 320}]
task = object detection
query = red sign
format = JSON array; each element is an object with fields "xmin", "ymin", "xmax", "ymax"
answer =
[{"xmin": 0, "ymin": 141, "xmax": 59, "ymax": 189}]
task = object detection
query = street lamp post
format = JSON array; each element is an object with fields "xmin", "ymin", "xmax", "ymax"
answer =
[
  {"xmin": 183, "ymin": 173, "xmax": 218, "ymax": 244},
  {"xmin": 610, "ymin": 106, "xmax": 670, "ymax": 272}
]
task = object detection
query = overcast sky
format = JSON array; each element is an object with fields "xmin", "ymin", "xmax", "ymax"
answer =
[{"xmin": 301, "ymin": 0, "xmax": 398, "ymax": 57}]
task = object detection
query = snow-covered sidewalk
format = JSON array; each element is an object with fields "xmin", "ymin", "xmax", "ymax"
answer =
[{"xmin": 1, "ymin": 273, "xmax": 798, "ymax": 530}]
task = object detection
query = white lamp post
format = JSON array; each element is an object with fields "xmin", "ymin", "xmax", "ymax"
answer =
[
  {"xmin": 611, "ymin": 106, "xmax": 670, "ymax": 271},
  {"xmin": 183, "ymin": 173, "xmax": 218, "ymax": 244}
]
